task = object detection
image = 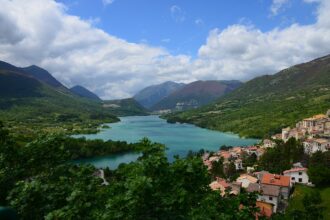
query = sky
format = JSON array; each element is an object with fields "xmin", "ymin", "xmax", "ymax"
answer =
[{"xmin": 0, "ymin": 0, "xmax": 330, "ymax": 99}]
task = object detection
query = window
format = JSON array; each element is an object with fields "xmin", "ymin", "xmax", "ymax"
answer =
[
  {"xmin": 291, "ymin": 177, "xmax": 295, "ymax": 180},
  {"xmin": 299, "ymin": 172, "xmax": 302, "ymax": 175},
  {"xmin": 269, "ymin": 196, "xmax": 273, "ymax": 201},
  {"xmin": 299, "ymin": 178, "xmax": 302, "ymax": 182}
]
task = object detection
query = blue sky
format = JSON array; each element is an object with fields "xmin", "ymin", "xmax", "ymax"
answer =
[
  {"xmin": 58, "ymin": 0, "xmax": 317, "ymax": 56},
  {"xmin": 1, "ymin": 0, "xmax": 329, "ymax": 99}
]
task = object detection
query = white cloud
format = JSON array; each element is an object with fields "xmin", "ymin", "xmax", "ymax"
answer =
[
  {"xmin": 102, "ymin": 0, "xmax": 114, "ymax": 6},
  {"xmin": 0, "ymin": 0, "xmax": 190, "ymax": 99},
  {"xmin": 193, "ymin": 0, "xmax": 330, "ymax": 81},
  {"xmin": 170, "ymin": 5, "xmax": 185, "ymax": 23},
  {"xmin": 0, "ymin": 0, "xmax": 329, "ymax": 99},
  {"xmin": 270, "ymin": 0, "xmax": 290, "ymax": 16}
]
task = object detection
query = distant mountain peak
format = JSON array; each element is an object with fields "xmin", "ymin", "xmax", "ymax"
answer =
[
  {"xmin": 165, "ymin": 54, "xmax": 330, "ymax": 138},
  {"xmin": 21, "ymin": 65, "xmax": 65, "ymax": 88},
  {"xmin": 151, "ymin": 80, "xmax": 242, "ymax": 111},
  {"xmin": 134, "ymin": 81, "xmax": 185, "ymax": 109},
  {"xmin": 70, "ymin": 85, "xmax": 101, "ymax": 101}
]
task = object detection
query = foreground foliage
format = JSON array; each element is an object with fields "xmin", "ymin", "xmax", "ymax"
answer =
[{"xmin": 0, "ymin": 123, "xmax": 259, "ymax": 219}]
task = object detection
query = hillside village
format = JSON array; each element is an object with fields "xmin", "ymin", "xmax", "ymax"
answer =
[
  {"xmin": 273, "ymin": 110, "xmax": 330, "ymax": 154},
  {"xmin": 202, "ymin": 109, "xmax": 330, "ymax": 218}
]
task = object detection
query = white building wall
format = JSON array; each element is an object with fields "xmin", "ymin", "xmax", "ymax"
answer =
[
  {"xmin": 235, "ymin": 161, "xmax": 243, "ymax": 170},
  {"xmin": 303, "ymin": 142, "xmax": 328, "ymax": 155},
  {"xmin": 237, "ymin": 178, "xmax": 251, "ymax": 188},
  {"xmin": 284, "ymin": 171, "xmax": 309, "ymax": 184}
]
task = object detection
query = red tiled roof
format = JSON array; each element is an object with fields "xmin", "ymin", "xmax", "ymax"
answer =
[
  {"xmin": 209, "ymin": 181, "xmax": 222, "ymax": 191},
  {"xmin": 261, "ymin": 173, "xmax": 290, "ymax": 187},
  {"xmin": 219, "ymin": 151, "xmax": 231, "ymax": 159},
  {"xmin": 283, "ymin": 168, "xmax": 307, "ymax": 174},
  {"xmin": 217, "ymin": 179, "xmax": 230, "ymax": 188},
  {"xmin": 247, "ymin": 146, "xmax": 258, "ymax": 150},
  {"xmin": 209, "ymin": 178, "xmax": 229, "ymax": 190}
]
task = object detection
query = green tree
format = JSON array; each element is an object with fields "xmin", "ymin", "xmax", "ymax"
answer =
[
  {"xmin": 289, "ymin": 190, "xmax": 324, "ymax": 220},
  {"xmin": 0, "ymin": 122, "xmax": 22, "ymax": 204},
  {"xmin": 302, "ymin": 190, "xmax": 324, "ymax": 219},
  {"xmin": 258, "ymin": 137, "xmax": 304, "ymax": 173},
  {"xmin": 210, "ymin": 158, "xmax": 225, "ymax": 178},
  {"xmin": 242, "ymin": 152, "xmax": 257, "ymax": 167},
  {"xmin": 308, "ymin": 151, "xmax": 330, "ymax": 186}
]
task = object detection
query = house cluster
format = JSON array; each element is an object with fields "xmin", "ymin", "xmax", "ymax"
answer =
[
  {"xmin": 202, "ymin": 110, "xmax": 330, "ymax": 218},
  {"xmin": 203, "ymin": 145, "xmax": 265, "ymax": 172},
  {"xmin": 203, "ymin": 132, "xmax": 317, "ymax": 219},
  {"xmin": 206, "ymin": 161, "xmax": 311, "ymax": 218},
  {"xmin": 272, "ymin": 110, "xmax": 330, "ymax": 155}
]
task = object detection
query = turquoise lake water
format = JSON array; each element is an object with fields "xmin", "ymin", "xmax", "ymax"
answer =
[{"xmin": 75, "ymin": 115, "xmax": 258, "ymax": 169}]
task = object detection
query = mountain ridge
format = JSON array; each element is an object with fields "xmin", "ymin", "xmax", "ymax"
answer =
[
  {"xmin": 164, "ymin": 54, "xmax": 330, "ymax": 138},
  {"xmin": 70, "ymin": 85, "xmax": 101, "ymax": 101},
  {"xmin": 20, "ymin": 65, "xmax": 67, "ymax": 89},
  {"xmin": 134, "ymin": 81, "xmax": 185, "ymax": 108},
  {"xmin": 152, "ymin": 80, "xmax": 242, "ymax": 111}
]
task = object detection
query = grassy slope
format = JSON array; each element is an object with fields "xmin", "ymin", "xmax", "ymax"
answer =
[
  {"xmin": 285, "ymin": 185, "xmax": 330, "ymax": 220},
  {"xmin": 165, "ymin": 55, "xmax": 330, "ymax": 138}
]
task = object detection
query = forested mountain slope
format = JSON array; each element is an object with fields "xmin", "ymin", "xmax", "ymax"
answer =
[{"xmin": 165, "ymin": 55, "xmax": 330, "ymax": 138}]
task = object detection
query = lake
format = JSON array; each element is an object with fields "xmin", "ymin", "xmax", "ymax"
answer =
[{"xmin": 75, "ymin": 115, "xmax": 258, "ymax": 169}]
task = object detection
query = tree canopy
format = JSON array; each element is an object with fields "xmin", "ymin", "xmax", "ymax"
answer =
[{"xmin": 0, "ymin": 125, "xmax": 259, "ymax": 219}]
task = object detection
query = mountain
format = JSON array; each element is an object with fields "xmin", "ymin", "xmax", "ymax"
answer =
[
  {"xmin": 0, "ymin": 60, "xmax": 149, "ymax": 131},
  {"xmin": 0, "ymin": 62, "xmax": 43, "ymax": 98},
  {"xmin": 103, "ymin": 98, "xmax": 149, "ymax": 116},
  {"xmin": 70, "ymin": 85, "xmax": 101, "ymax": 101},
  {"xmin": 152, "ymin": 80, "xmax": 242, "ymax": 111},
  {"xmin": 0, "ymin": 60, "xmax": 118, "ymax": 127},
  {"xmin": 164, "ymin": 55, "xmax": 330, "ymax": 138},
  {"xmin": 20, "ymin": 65, "xmax": 66, "ymax": 89},
  {"xmin": 134, "ymin": 81, "xmax": 185, "ymax": 108}
]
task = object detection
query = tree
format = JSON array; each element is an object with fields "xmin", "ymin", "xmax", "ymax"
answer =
[
  {"xmin": 0, "ymin": 122, "xmax": 22, "ymax": 205},
  {"xmin": 302, "ymin": 190, "xmax": 324, "ymax": 219},
  {"xmin": 308, "ymin": 151, "xmax": 330, "ymax": 186},
  {"xmin": 210, "ymin": 158, "xmax": 225, "ymax": 178},
  {"xmin": 225, "ymin": 162, "xmax": 239, "ymax": 182},
  {"xmin": 289, "ymin": 190, "xmax": 324, "ymax": 220},
  {"xmin": 242, "ymin": 152, "xmax": 257, "ymax": 167},
  {"xmin": 258, "ymin": 137, "xmax": 304, "ymax": 173}
]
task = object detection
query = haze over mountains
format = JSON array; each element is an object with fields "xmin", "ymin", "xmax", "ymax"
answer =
[
  {"xmin": 165, "ymin": 55, "xmax": 330, "ymax": 138},
  {"xmin": 134, "ymin": 80, "xmax": 242, "ymax": 111},
  {"xmin": 134, "ymin": 81, "xmax": 185, "ymax": 109},
  {"xmin": 151, "ymin": 80, "xmax": 242, "ymax": 111}
]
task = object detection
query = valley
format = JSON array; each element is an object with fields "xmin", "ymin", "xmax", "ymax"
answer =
[{"xmin": 1, "ymin": 1, "xmax": 330, "ymax": 219}]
